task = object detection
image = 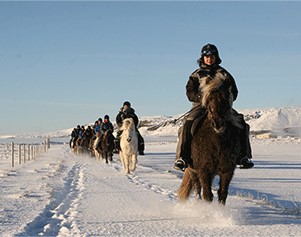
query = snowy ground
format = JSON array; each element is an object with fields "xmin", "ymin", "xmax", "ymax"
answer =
[{"xmin": 1, "ymin": 135, "xmax": 301, "ymax": 237}]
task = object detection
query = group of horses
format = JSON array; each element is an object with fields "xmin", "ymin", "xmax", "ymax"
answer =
[
  {"xmin": 71, "ymin": 75, "xmax": 242, "ymax": 205},
  {"xmin": 71, "ymin": 128, "xmax": 113, "ymax": 163},
  {"xmin": 71, "ymin": 118, "xmax": 139, "ymax": 174}
]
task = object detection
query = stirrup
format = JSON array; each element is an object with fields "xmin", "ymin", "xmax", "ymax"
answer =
[
  {"xmin": 174, "ymin": 158, "xmax": 187, "ymax": 172},
  {"xmin": 239, "ymin": 157, "xmax": 254, "ymax": 169}
]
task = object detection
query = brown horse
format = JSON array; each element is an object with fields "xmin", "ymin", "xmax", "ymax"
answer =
[
  {"xmin": 101, "ymin": 130, "xmax": 115, "ymax": 164},
  {"xmin": 75, "ymin": 137, "xmax": 84, "ymax": 155},
  {"xmin": 71, "ymin": 137, "xmax": 79, "ymax": 154},
  {"xmin": 178, "ymin": 76, "xmax": 243, "ymax": 205}
]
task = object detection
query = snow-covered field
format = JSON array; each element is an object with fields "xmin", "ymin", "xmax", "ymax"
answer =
[{"xmin": 1, "ymin": 107, "xmax": 301, "ymax": 236}]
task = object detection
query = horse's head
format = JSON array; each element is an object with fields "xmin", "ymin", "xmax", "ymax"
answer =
[
  {"xmin": 103, "ymin": 129, "xmax": 112, "ymax": 140},
  {"xmin": 202, "ymin": 77, "xmax": 233, "ymax": 134},
  {"xmin": 121, "ymin": 118, "xmax": 134, "ymax": 131},
  {"xmin": 102, "ymin": 129, "xmax": 114, "ymax": 148},
  {"xmin": 206, "ymin": 90, "xmax": 232, "ymax": 133}
]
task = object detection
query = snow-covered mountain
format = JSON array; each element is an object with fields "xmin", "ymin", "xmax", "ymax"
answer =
[
  {"xmin": 240, "ymin": 107, "xmax": 301, "ymax": 137},
  {"xmin": 141, "ymin": 107, "xmax": 301, "ymax": 137},
  {"xmin": 1, "ymin": 107, "xmax": 301, "ymax": 140}
]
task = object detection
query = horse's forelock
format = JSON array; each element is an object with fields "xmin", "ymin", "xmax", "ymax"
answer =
[
  {"xmin": 201, "ymin": 75, "xmax": 225, "ymax": 107},
  {"xmin": 122, "ymin": 118, "xmax": 134, "ymax": 130}
]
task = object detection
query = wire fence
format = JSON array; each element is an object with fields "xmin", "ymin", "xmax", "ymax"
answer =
[{"xmin": 0, "ymin": 138, "xmax": 50, "ymax": 167}]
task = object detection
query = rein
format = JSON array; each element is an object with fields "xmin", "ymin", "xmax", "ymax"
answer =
[{"xmin": 173, "ymin": 104, "xmax": 203, "ymax": 123}]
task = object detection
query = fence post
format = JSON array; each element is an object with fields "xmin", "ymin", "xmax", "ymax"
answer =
[
  {"xmin": 18, "ymin": 144, "xmax": 21, "ymax": 165},
  {"xmin": 47, "ymin": 137, "xmax": 50, "ymax": 150},
  {"xmin": 31, "ymin": 145, "xmax": 33, "ymax": 160},
  {"xmin": 28, "ymin": 144, "xmax": 30, "ymax": 161},
  {"xmin": 23, "ymin": 144, "xmax": 26, "ymax": 163},
  {"xmin": 33, "ymin": 145, "xmax": 36, "ymax": 159},
  {"xmin": 11, "ymin": 142, "xmax": 14, "ymax": 167}
]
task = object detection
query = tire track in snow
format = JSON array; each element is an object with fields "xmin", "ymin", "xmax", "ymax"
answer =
[
  {"xmin": 112, "ymin": 161, "xmax": 178, "ymax": 202},
  {"xmin": 15, "ymin": 162, "xmax": 85, "ymax": 236}
]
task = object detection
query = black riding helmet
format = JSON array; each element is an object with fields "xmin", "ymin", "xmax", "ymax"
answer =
[
  {"xmin": 123, "ymin": 101, "xmax": 131, "ymax": 107},
  {"xmin": 198, "ymin": 43, "xmax": 222, "ymax": 66}
]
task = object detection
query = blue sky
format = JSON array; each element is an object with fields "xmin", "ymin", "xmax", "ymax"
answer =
[{"xmin": 1, "ymin": 1, "xmax": 301, "ymax": 135}]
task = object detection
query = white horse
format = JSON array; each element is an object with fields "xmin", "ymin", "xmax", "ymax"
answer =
[
  {"xmin": 93, "ymin": 135, "xmax": 102, "ymax": 161},
  {"xmin": 119, "ymin": 118, "xmax": 138, "ymax": 174}
]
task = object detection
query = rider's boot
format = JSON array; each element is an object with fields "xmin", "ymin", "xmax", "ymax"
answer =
[
  {"xmin": 174, "ymin": 120, "xmax": 193, "ymax": 172},
  {"xmin": 238, "ymin": 123, "xmax": 254, "ymax": 169},
  {"xmin": 137, "ymin": 131, "xmax": 145, "ymax": 155},
  {"xmin": 113, "ymin": 130, "xmax": 122, "ymax": 152}
]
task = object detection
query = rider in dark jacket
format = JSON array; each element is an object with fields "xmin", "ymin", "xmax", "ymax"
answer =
[
  {"xmin": 115, "ymin": 101, "xmax": 145, "ymax": 155},
  {"xmin": 116, "ymin": 102, "xmax": 139, "ymax": 128},
  {"xmin": 96, "ymin": 115, "xmax": 115, "ymax": 150},
  {"xmin": 102, "ymin": 115, "xmax": 114, "ymax": 133},
  {"xmin": 69, "ymin": 125, "xmax": 80, "ymax": 148},
  {"xmin": 174, "ymin": 43, "xmax": 253, "ymax": 171}
]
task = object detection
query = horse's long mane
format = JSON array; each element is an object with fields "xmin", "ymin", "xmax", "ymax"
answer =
[
  {"xmin": 200, "ymin": 73, "xmax": 242, "ymax": 129},
  {"xmin": 201, "ymin": 73, "xmax": 232, "ymax": 108}
]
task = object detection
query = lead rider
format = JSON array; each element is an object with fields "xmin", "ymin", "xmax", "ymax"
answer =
[{"xmin": 174, "ymin": 43, "xmax": 254, "ymax": 171}]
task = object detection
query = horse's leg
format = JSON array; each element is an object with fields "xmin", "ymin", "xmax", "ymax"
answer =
[
  {"xmin": 218, "ymin": 171, "xmax": 234, "ymax": 205},
  {"xmin": 97, "ymin": 149, "xmax": 101, "ymax": 161},
  {"xmin": 102, "ymin": 152, "xmax": 106, "ymax": 163},
  {"xmin": 93, "ymin": 139, "xmax": 98, "ymax": 160},
  {"xmin": 124, "ymin": 155, "xmax": 130, "ymax": 174},
  {"xmin": 194, "ymin": 176, "xmax": 202, "ymax": 199},
  {"xmin": 105, "ymin": 152, "xmax": 108, "ymax": 164},
  {"xmin": 120, "ymin": 152, "xmax": 129, "ymax": 174},
  {"xmin": 130, "ymin": 154, "xmax": 137, "ymax": 172},
  {"xmin": 200, "ymin": 173, "xmax": 214, "ymax": 202},
  {"xmin": 109, "ymin": 151, "xmax": 113, "ymax": 162},
  {"xmin": 95, "ymin": 149, "xmax": 98, "ymax": 160}
]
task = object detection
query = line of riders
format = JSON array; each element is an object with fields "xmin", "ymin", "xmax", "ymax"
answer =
[
  {"xmin": 70, "ymin": 43, "xmax": 254, "ymax": 171},
  {"xmin": 69, "ymin": 101, "xmax": 145, "ymax": 156}
]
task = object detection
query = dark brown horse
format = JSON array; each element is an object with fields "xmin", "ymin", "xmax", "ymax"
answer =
[
  {"xmin": 101, "ymin": 130, "xmax": 115, "ymax": 164},
  {"xmin": 178, "ymin": 76, "xmax": 243, "ymax": 205}
]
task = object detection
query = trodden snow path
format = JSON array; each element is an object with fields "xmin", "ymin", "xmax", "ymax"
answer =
[{"xmin": 1, "ymin": 138, "xmax": 301, "ymax": 236}]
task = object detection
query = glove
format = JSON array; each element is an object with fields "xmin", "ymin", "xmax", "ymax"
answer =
[{"xmin": 121, "ymin": 113, "xmax": 126, "ymax": 120}]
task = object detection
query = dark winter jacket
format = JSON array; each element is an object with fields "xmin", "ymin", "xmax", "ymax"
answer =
[
  {"xmin": 186, "ymin": 63, "xmax": 238, "ymax": 108},
  {"xmin": 116, "ymin": 107, "xmax": 139, "ymax": 128},
  {"xmin": 83, "ymin": 127, "xmax": 93, "ymax": 139},
  {"xmin": 71, "ymin": 128, "xmax": 79, "ymax": 138},
  {"xmin": 101, "ymin": 121, "xmax": 114, "ymax": 132}
]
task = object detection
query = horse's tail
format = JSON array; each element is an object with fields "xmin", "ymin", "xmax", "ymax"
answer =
[{"xmin": 178, "ymin": 168, "xmax": 200, "ymax": 201}]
